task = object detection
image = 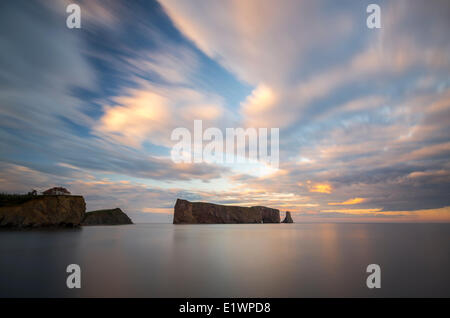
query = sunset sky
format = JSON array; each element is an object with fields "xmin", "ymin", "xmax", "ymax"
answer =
[{"xmin": 1, "ymin": 0, "xmax": 449, "ymax": 222}]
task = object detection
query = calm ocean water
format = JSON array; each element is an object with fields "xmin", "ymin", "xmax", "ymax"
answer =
[{"xmin": 1, "ymin": 223, "xmax": 449, "ymax": 297}]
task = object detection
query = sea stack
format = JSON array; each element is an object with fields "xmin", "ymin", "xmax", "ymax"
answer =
[
  {"xmin": 173, "ymin": 198, "xmax": 280, "ymax": 224},
  {"xmin": 282, "ymin": 211, "xmax": 294, "ymax": 223},
  {"xmin": 82, "ymin": 208, "xmax": 133, "ymax": 225}
]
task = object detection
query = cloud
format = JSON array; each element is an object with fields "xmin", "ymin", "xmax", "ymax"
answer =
[
  {"xmin": 96, "ymin": 84, "xmax": 225, "ymax": 148},
  {"xmin": 1, "ymin": 1, "xmax": 450, "ymax": 222},
  {"xmin": 407, "ymin": 170, "xmax": 450, "ymax": 183},
  {"xmin": 0, "ymin": 1, "xmax": 96, "ymax": 129},
  {"xmin": 159, "ymin": 0, "xmax": 354, "ymax": 86},
  {"xmin": 308, "ymin": 183, "xmax": 333, "ymax": 194},
  {"xmin": 322, "ymin": 208, "xmax": 382, "ymax": 214},
  {"xmin": 159, "ymin": 0, "xmax": 450, "ymax": 134},
  {"xmin": 401, "ymin": 142, "xmax": 450, "ymax": 162},
  {"xmin": 328, "ymin": 198, "xmax": 367, "ymax": 205}
]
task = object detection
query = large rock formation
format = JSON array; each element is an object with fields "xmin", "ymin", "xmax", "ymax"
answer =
[
  {"xmin": 282, "ymin": 211, "xmax": 294, "ymax": 223},
  {"xmin": 0, "ymin": 195, "xmax": 85, "ymax": 228},
  {"xmin": 82, "ymin": 208, "xmax": 133, "ymax": 225},
  {"xmin": 173, "ymin": 199, "xmax": 280, "ymax": 224}
]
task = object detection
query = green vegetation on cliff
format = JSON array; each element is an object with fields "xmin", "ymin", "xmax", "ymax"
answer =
[{"xmin": 0, "ymin": 193, "xmax": 38, "ymax": 207}]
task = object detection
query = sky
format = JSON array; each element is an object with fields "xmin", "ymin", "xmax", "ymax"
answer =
[{"xmin": 0, "ymin": 0, "xmax": 449, "ymax": 223}]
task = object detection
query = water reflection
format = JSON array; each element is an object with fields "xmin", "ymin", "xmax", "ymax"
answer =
[{"xmin": 1, "ymin": 223, "xmax": 449, "ymax": 297}]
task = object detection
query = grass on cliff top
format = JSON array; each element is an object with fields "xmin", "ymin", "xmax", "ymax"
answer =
[{"xmin": 0, "ymin": 193, "xmax": 39, "ymax": 207}]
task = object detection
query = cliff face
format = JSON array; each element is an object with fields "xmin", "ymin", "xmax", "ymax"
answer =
[
  {"xmin": 0, "ymin": 195, "xmax": 85, "ymax": 228},
  {"xmin": 82, "ymin": 208, "xmax": 133, "ymax": 225},
  {"xmin": 173, "ymin": 199, "xmax": 280, "ymax": 224},
  {"xmin": 282, "ymin": 211, "xmax": 294, "ymax": 223}
]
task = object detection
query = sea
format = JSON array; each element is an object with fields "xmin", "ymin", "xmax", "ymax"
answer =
[{"xmin": 1, "ymin": 223, "xmax": 449, "ymax": 297}]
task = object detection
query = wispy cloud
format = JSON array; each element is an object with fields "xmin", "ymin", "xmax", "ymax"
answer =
[
  {"xmin": 0, "ymin": 0, "xmax": 449, "ymax": 222},
  {"xmin": 328, "ymin": 198, "xmax": 367, "ymax": 206}
]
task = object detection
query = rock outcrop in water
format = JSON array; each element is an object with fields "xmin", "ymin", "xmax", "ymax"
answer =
[
  {"xmin": 82, "ymin": 208, "xmax": 133, "ymax": 225},
  {"xmin": 282, "ymin": 211, "xmax": 294, "ymax": 223},
  {"xmin": 173, "ymin": 198, "xmax": 280, "ymax": 224},
  {"xmin": 0, "ymin": 195, "xmax": 85, "ymax": 228}
]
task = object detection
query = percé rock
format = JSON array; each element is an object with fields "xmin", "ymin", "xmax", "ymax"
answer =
[
  {"xmin": 173, "ymin": 199, "xmax": 280, "ymax": 224},
  {"xmin": 0, "ymin": 195, "xmax": 85, "ymax": 228},
  {"xmin": 282, "ymin": 211, "xmax": 294, "ymax": 223},
  {"xmin": 82, "ymin": 208, "xmax": 133, "ymax": 225}
]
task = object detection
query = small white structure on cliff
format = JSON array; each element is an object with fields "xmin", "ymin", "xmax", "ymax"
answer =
[{"xmin": 42, "ymin": 187, "xmax": 71, "ymax": 195}]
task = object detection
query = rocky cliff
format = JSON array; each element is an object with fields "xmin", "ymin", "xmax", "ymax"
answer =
[
  {"xmin": 282, "ymin": 211, "xmax": 294, "ymax": 223},
  {"xmin": 0, "ymin": 195, "xmax": 85, "ymax": 228},
  {"xmin": 173, "ymin": 199, "xmax": 280, "ymax": 224},
  {"xmin": 82, "ymin": 208, "xmax": 133, "ymax": 225}
]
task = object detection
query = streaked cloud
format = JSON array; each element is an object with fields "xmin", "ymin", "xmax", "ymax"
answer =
[
  {"xmin": 0, "ymin": 0, "xmax": 449, "ymax": 222},
  {"xmin": 96, "ymin": 84, "xmax": 224, "ymax": 148},
  {"xmin": 328, "ymin": 198, "xmax": 367, "ymax": 206}
]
